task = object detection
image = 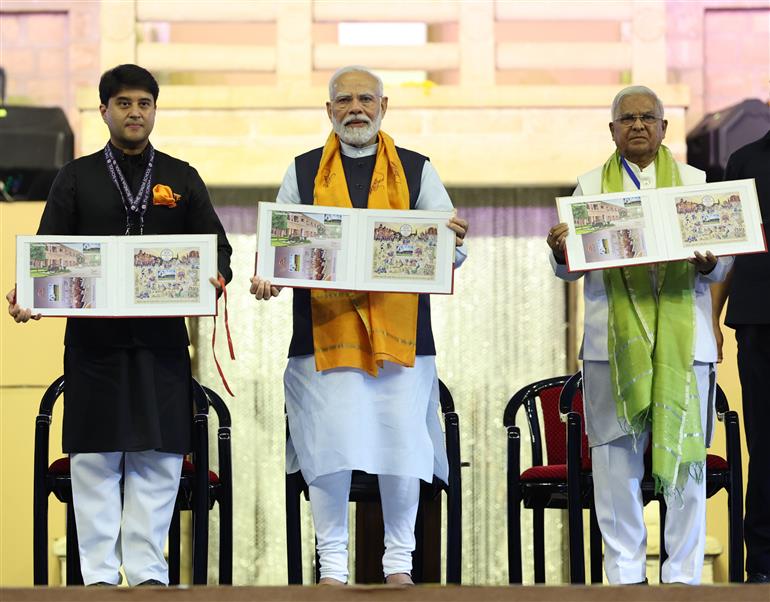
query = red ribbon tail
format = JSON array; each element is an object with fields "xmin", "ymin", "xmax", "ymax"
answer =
[
  {"xmin": 211, "ymin": 276, "xmax": 235, "ymax": 396},
  {"xmin": 211, "ymin": 314, "xmax": 234, "ymax": 397},
  {"xmin": 220, "ymin": 276, "xmax": 235, "ymax": 360}
]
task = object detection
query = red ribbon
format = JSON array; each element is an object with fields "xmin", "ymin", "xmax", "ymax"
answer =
[{"xmin": 211, "ymin": 275, "xmax": 236, "ymax": 396}]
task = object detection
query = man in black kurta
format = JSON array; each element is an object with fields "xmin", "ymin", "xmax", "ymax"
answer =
[
  {"xmin": 712, "ymin": 129, "xmax": 770, "ymax": 583},
  {"xmin": 7, "ymin": 64, "xmax": 232, "ymax": 586}
]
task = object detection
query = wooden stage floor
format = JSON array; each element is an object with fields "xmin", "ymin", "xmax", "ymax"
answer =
[{"xmin": 1, "ymin": 585, "xmax": 769, "ymax": 602}]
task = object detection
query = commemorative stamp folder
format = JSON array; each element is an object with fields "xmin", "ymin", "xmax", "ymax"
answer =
[
  {"xmin": 556, "ymin": 179, "xmax": 765, "ymax": 272},
  {"xmin": 255, "ymin": 202, "xmax": 456, "ymax": 294},
  {"xmin": 15, "ymin": 234, "xmax": 218, "ymax": 317}
]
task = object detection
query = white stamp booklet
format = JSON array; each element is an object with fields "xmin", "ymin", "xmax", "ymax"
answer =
[
  {"xmin": 16, "ymin": 234, "xmax": 218, "ymax": 317},
  {"xmin": 556, "ymin": 179, "xmax": 766, "ymax": 272},
  {"xmin": 255, "ymin": 203, "xmax": 456, "ymax": 294}
]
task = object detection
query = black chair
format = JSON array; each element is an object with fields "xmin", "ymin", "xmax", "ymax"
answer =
[
  {"xmin": 504, "ymin": 375, "xmax": 595, "ymax": 585},
  {"xmin": 285, "ymin": 379, "xmax": 462, "ymax": 584},
  {"xmin": 168, "ymin": 382, "xmax": 233, "ymax": 585},
  {"xmin": 560, "ymin": 370, "xmax": 745, "ymax": 584},
  {"xmin": 32, "ymin": 376, "xmax": 233, "ymax": 585}
]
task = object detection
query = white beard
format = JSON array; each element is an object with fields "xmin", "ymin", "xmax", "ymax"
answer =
[{"xmin": 332, "ymin": 111, "xmax": 382, "ymax": 146}]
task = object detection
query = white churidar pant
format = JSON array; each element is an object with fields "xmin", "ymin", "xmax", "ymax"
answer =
[
  {"xmin": 70, "ymin": 450, "xmax": 183, "ymax": 585},
  {"xmin": 584, "ymin": 360, "xmax": 714, "ymax": 584},
  {"xmin": 308, "ymin": 470, "xmax": 420, "ymax": 582}
]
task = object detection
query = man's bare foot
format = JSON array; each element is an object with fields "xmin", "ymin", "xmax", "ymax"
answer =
[
  {"xmin": 385, "ymin": 572, "xmax": 414, "ymax": 585},
  {"xmin": 318, "ymin": 577, "xmax": 346, "ymax": 586}
]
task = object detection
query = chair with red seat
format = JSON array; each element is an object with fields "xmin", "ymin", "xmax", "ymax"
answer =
[
  {"xmin": 504, "ymin": 374, "xmax": 600, "ymax": 584},
  {"xmin": 560, "ymin": 370, "xmax": 744, "ymax": 584},
  {"xmin": 32, "ymin": 376, "xmax": 232, "ymax": 585}
]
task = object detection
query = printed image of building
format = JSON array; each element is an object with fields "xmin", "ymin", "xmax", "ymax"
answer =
[
  {"xmin": 574, "ymin": 201, "xmax": 626, "ymax": 227},
  {"xmin": 272, "ymin": 213, "xmax": 324, "ymax": 239},
  {"xmin": 30, "ymin": 243, "xmax": 85, "ymax": 270}
]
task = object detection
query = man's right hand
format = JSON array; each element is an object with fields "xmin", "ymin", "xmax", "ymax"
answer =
[
  {"xmin": 547, "ymin": 223, "xmax": 569, "ymax": 264},
  {"xmin": 6, "ymin": 287, "xmax": 41, "ymax": 323},
  {"xmin": 249, "ymin": 277, "xmax": 282, "ymax": 301}
]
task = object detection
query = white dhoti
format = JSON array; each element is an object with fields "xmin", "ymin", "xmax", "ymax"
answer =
[
  {"xmin": 583, "ymin": 360, "xmax": 715, "ymax": 584},
  {"xmin": 284, "ymin": 354, "xmax": 448, "ymax": 581},
  {"xmin": 284, "ymin": 355, "xmax": 448, "ymax": 484}
]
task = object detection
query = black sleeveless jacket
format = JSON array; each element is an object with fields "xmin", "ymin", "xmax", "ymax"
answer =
[{"xmin": 288, "ymin": 145, "xmax": 437, "ymax": 357}]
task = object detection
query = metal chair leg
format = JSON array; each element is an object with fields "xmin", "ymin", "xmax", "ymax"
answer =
[
  {"xmin": 65, "ymin": 503, "xmax": 83, "ymax": 585},
  {"xmin": 566, "ymin": 413, "xmax": 585, "ymax": 584},
  {"xmin": 285, "ymin": 473, "xmax": 303, "ymax": 584},
  {"xmin": 168, "ymin": 506, "xmax": 181, "ymax": 585},
  {"xmin": 32, "ymin": 477, "xmax": 49, "ymax": 585},
  {"xmin": 507, "ymin": 430, "xmax": 523, "ymax": 584},
  {"xmin": 533, "ymin": 507, "xmax": 546, "ymax": 583},
  {"xmin": 589, "ymin": 503, "xmax": 603, "ymax": 583},
  {"xmin": 725, "ymin": 411, "xmax": 745, "ymax": 583}
]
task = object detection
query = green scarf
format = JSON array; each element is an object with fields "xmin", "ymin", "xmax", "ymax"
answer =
[{"xmin": 601, "ymin": 146, "xmax": 704, "ymax": 497}]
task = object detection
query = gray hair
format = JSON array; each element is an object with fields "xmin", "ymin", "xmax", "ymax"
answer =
[
  {"xmin": 611, "ymin": 85, "xmax": 664, "ymax": 120},
  {"xmin": 328, "ymin": 66, "xmax": 384, "ymax": 99}
]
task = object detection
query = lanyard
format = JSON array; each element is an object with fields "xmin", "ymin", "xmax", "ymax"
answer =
[
  {"xmin": 620, "ymin": 157, "xmax": 663, "ymax": 291},
  {"xmin": 104, "ymin": 143, "xmax": 155, "ymax": 234},
  {"xmin": 621, "ymin": 156, "xmax": 641, "ymax": 190}
]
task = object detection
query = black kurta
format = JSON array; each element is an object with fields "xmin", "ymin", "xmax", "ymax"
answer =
[{"xmin": 37, "ymin": 143, "xmax": 233, "ymax": 453}]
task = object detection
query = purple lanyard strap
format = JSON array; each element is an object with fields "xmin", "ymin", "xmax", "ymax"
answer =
[{"xmin": 104, "ymin": 143, "xmax": 155, "ymax": 234}]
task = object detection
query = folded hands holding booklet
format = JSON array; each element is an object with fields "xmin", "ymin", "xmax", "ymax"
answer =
[
  {"xmin": 556, "ymin": 179, "xmax": 766, "ymax": 272},
  {"xmin": 255, "ymin": 202, "xmax": 456, "ymax": 294}
]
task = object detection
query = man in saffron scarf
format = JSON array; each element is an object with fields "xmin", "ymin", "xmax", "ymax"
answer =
[
  {"xmin": 251, "ymin": 66, "xmax": 468, "ymax": 585},
  {"xmin": 547, "ymin": 86, "xmax": 733, "ymax": 584}
]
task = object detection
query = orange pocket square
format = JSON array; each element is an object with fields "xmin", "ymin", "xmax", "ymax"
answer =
[{"xmin": 152, "ymin": 184, "xmax": 181, "ymax": 208}]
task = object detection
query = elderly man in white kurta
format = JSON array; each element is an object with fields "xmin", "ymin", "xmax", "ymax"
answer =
[
  {"xmin": 547, "ymin": 85, "xmax": 733, "ymax": 585},
  {"xmin": 251, "ymin": 66, "xmax": 468, "ymax": 585}
]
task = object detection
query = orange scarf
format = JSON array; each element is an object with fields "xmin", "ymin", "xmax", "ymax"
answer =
[{"xmin": 310, "ymin": 130, "xmax": 418, "ymax": 376}]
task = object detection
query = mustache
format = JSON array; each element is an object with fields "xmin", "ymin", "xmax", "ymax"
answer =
[{"xmin": 342, "ymin": 114, "xmax": 372, "ymax": 126}]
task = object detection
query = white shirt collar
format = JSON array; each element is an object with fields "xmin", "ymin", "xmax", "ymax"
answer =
[
  {"xmin": 340, "ymin": 139, "xmax": 378, "ymax": 158},
  {"xmin": 624, "ymin": 158, "xmax": 656, "ymax": 189}
]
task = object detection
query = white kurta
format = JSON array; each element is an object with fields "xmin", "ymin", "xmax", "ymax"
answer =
[
  {"xmin": 278, "ymin": 140, "xmax": 466, "ymax": 485},
  {"xmin": 550, "ymin": 160, "xmax": 733, "ymax": 446},
  {"xmin": 549, "ymin": 158, "xmax": 730, "ymax": 584}
]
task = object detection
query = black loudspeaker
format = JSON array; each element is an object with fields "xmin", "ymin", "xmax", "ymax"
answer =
[
  {"xmin": 0, "ymin": 106, "xmax": 74, "ymax": 200},
  {"xmin": 687, "ymin": 98, "xmax": 770, "ymax": 182}
]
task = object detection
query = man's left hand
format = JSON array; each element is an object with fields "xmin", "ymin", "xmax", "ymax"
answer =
[
  {"xmin": 688, "ymin": 250, "xmax": 717, "ymax": 274},
  {"xmin": 209, "ymin": 274, "xmax": 224, "ymax": 293},
  {"xmin": 447, "ymin": 215, "xmax": 468, "ymax": 247}
]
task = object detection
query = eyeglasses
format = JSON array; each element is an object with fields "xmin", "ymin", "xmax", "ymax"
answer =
[
  {"xmin": 331, "ymin": 94, "xmax": 380, "ymax": 110},
  {"xmin": 615, "ymin": 113, "xmax": 662, "ymax": 127}
]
